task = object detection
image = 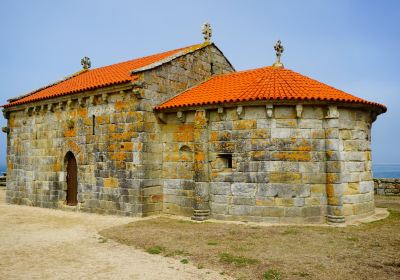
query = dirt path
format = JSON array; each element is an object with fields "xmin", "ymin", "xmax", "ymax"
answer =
[{"xmin": 0, "ymin": 189, "xmax": 231, "ymax": 280}]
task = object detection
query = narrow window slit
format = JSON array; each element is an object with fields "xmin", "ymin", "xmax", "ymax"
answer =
[{"xmin": 92, "ymin": 115, "xmax": 96, "ymax": 135}]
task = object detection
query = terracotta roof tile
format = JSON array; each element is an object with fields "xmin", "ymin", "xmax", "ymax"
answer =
[
  {"xmin": 5, "ymin": 43, "xmax": 206, "ymax": 108},
  {"xmin": 155, "ymin": 66, "xmax": 386, "ymax": 111}
]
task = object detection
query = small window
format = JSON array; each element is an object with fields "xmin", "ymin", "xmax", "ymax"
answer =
[
  {"xmin": 218, "ymin": 154, "xmax": 232, "ymax": 169},
  {"xmin": 92, "ymin": 115, "xmax": 96, "ymax": 135}
]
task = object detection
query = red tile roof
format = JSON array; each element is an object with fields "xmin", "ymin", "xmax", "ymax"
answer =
[
  {"xmin": 155, "ymin": 66, "xmax": 386, "ymax": 111},
  {"xmin": 5, "ymin": 43, "xmax": 207, "ymax": 108}
]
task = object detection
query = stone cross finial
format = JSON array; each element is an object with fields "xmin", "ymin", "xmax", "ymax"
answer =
[
  {"xmin": 273, "ymin": 40, "xmax": 284, "ymax": 68},
  {"xmin": 202, "ymin": 22, "xmax": 212, "ymax": 42},
  {"xmin": 81, "ymin": 56, "xmax": 91, "ymax": 70}
]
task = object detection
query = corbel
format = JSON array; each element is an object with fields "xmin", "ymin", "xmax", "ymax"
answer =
[
  {"xmin": 26, "ymin": 107, "xmax": 34, "ymax": 116},
  {"xmin": 67, "ymin": 100, "xmax": 73, "ymax": 109},
  {"xmin": 296, "ymin": 104, "xmax": 303, "ymax": 118},
  {"xmin": 371, "ymin": 111, "xmax": 378, "ymax": 122},
  {"xmin": 48, "ymin": 103, "xmax": 55, "ymax": 112},
  {"xmin": 157, "ymin": 112, "xmax": 167, "ymax": 124},
  {"xmin": 236, "ymin": 106, "xmax": 244, "ymax": 119},
  {"xmin": 78, "ymin": 97, "xmax": 86, "ymax": 107},
  {"xmin": 59, "ymin": 101, "xmax": 66, "ymax": 111},
  {"xmin": 41, "ymin": 104, "xmax": 47, "ymax": 113},
  {"xmin": 2, "ymin": 109, "xmax": 9, "ymax": 119},
  {"xmin": 50, "ymin": 103, "xmax": 60, "ymax": 112},
  {"xmin": 102, "ymin": 93, "xmax": 109, "ymax": 103},
  {"xmin": 177, "ymin": 111, "xmax": 186, "ymax": 123},
  {"xmin": 88, "ymin": 95, "xmax": 95, "ymax": 105},
  {"xmin": 35, "ymin": 106, "xmax": 41, "ymax": 115},
  {"xmin": 266, "ymin": 104, "xmax": 274, "ymax": 118},
  {"xmin": 217, "ymin": 107, "xmax": 225, "ymax": 121},
  {"xmin": 325, "ymin": 105, "xmax": 339, "ymax": 119}
]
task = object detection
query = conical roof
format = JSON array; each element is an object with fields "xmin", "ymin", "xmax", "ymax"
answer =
[{"xmin": 156, "ymin": 66, "xmax": 386, "ymax": 111}]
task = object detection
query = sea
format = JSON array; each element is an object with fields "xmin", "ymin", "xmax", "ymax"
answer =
[
  {"xmin": 0, "ymin": 164, "xmax": 399, "ymax": 178},
  {"xmin": 373, "ymin": 164, "xmax": 400, "ymax": 179}
]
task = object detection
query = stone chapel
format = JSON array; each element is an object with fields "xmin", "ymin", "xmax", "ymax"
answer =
[{"xmin": 2, "ymin": 26, "xmax": 386, "ymax": 224}]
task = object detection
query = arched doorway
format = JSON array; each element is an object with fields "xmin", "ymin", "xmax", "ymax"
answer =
[{"xmin": 65, "ymin": 152, "xmax": 78, "ymax": 206}]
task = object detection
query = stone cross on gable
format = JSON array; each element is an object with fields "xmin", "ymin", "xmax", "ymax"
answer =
[
  {"xmin": 81, "ymin": 56, "xmax": 91, "ymax": 70},
  {"xmin": 273, "ymin": 40, "xmax": 284, "ymax": 68},
  {"xmin": 202, "ymin": 22, "xmax": 212, "ymax": 42}
]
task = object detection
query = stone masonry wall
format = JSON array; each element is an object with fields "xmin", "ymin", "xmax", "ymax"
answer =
[
  {"xmin": 5, "ymin": 89, "xmax": 145, "ymax": 216},
  {"xmin": 339, "ymin": 109, "xmax": 375, "ymax": 220},
  {"xmin": 137, "ymin": 45, "xmax": 234, "ymax": 216},
  {"xmin": 374, "ymin": 178, "xmax": 400, "ymax": 196},
  {"xmin": 160, "ymin": 112, "xmax": 196, "ymax": 216},
  {"xmin": 5, "ymin": 44, "xmax": 234, "ymax": 217},
  {"xmin": 160, "ymin": 105, "xmax": 375, "ymax": 223},
  {"xmin": 207, "ymin": 105, "xmax": 327, "ymax": 223}
]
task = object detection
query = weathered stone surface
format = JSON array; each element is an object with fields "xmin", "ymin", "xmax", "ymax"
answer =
[
  {"xmin": 374, "ymin": 178, "xmax": 400, "ymax": 196},
  {"xmin": 4, "ymin": 51, "xmax": 378, "ymax": 226}
]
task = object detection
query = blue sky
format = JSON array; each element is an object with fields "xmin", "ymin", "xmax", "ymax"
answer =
[{"xmin": 0, "ymin": 0, "xmax": 399, "ymax": 166}]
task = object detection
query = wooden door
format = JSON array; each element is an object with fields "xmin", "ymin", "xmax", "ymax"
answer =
[{"xmin": 66, "ymin": 153, "xmax": 78, "ymax": 206}]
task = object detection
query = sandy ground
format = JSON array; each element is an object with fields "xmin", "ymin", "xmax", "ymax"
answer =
[{"xmin": 0, "ymin": 189, "xmax": 231, "ymax": 280}]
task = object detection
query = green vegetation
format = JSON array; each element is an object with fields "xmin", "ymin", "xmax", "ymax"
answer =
[
  {"xmin": 218, "ymin": 252, "xmax": 259, "ymax": 266},
  {"xmin": 146, "ymin": 246, "xmax": 165, "ymax": 254},
  {"xmin": 263, "ymin": 269, "xmax": 281, "ymax": 280}
]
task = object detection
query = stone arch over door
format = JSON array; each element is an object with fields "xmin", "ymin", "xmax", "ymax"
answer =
[{"xmin": 64, "ymin": 151, "xmax": 78, "ymax": 206}]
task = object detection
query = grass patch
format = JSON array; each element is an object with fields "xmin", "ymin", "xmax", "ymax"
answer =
[
  {"xmin": 146, "ymin": 246, "xmax": 165, "ymax": 255},
  {"xmin": 180, "ymin": 258, "xmax": 189, "ymax": 264},
  {"xmin": 388, "ymin": 209, "xmax": 400, "ymax": 219},
  {"xmin": 100, "ymin": 195, "xmax": 400, "ymax": 280},
  {"xmin": 263, "ymin": 269, "xmax": 281, "ymax": 280},
  {"xmin": 218, "ymin": 252, "xmax": 259, "ymax": 266}
]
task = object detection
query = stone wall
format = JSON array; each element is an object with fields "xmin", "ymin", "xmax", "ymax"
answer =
[
  {"xmin": 206, "ymin": 105, "xmax": 326, "ymax": 223},
  {"xmin": 159, "ymin": 104, "xmax": 375, "ymax": 223},
  {"xmin": 374, "ymin": 178, "xmax": 400, "ymax": 195},
  {"xmin": 339, "ymin": 109, "xmax": 375, "ymax": 220},
  {"xmin": 5, "ymin": 88, "xmax": 145, "ymax": 215},
  {"xmin": 4, "ymin": 44, "xmax": 234, "ymax": 217},
  {"xmin": 0, "ymin": 175, "xmax": 5, "ymax": 188},
  {"xmin": 136, "ymin": 45, "xmax": 234, "ymax": 216}
]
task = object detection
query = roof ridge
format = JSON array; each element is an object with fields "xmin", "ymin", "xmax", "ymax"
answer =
[
  {"xmin": 5, "ymin": 43, "xmax": 210, "ymax": 108},
  {"xmin": 92, "ymin": 43, "xmax": 204, "ymax": 73},
  {"xmin": 131, "ymin": 42, "xmax": 211, "ymax": 74}
]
